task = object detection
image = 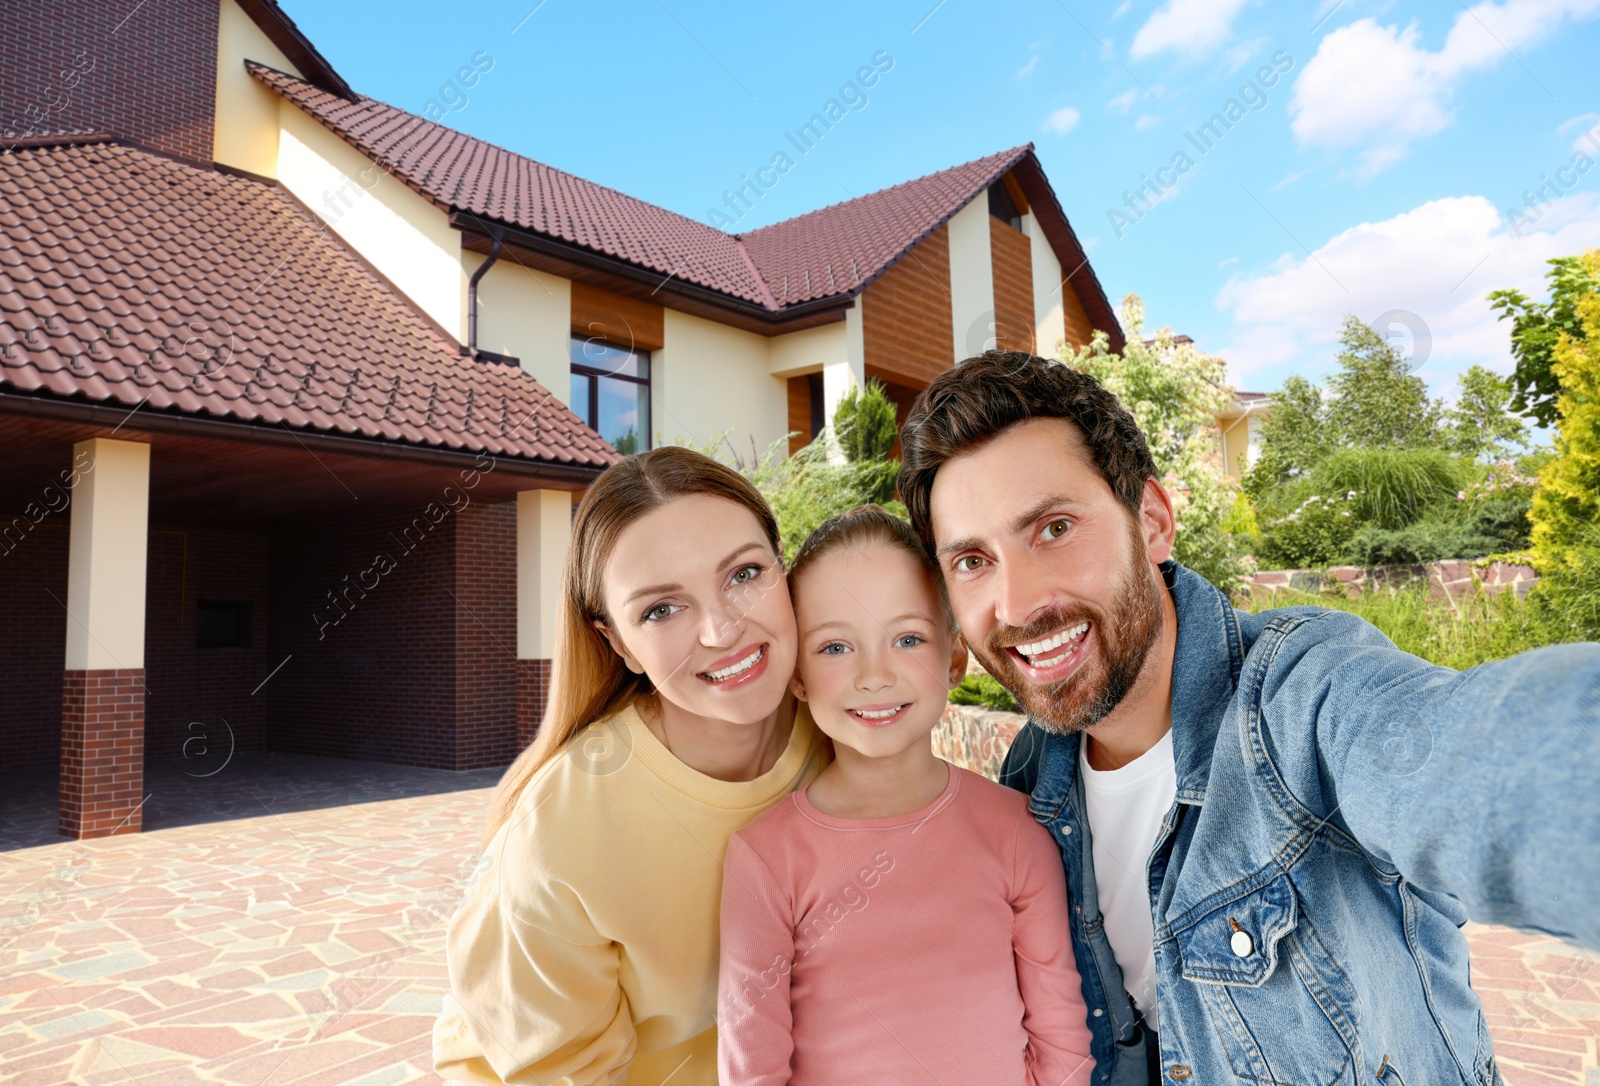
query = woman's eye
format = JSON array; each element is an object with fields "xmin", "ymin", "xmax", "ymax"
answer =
[
  {"xmin": 895, "ymin": 634, "xmax": 925, "ymax": 649},
  {"xmin": 642, "ymin": 603, "xmax": 678, "ymax": 622},
  {"xmin": 819, "ymin": 642, "xmax": 850, "ymax": 655},
  {"xmin": 1042, "ymin": 518, "xmax": 1070, "ymax": 541},
  {"xmin": 730, "ymin": 563, "xmax": 763, "ymax": 586}
]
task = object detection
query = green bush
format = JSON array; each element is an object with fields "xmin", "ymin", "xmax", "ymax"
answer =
[
  {"xmin": 948, "ymin": 673, "xmax": 1021, "ymax": 712},
  {"xmin": 1257, "ymin": 489, "xmax": 1363, "ymax": 568},
  {"xmin": 1311, "ymin": 447, "xmax": 1467, "ymax": 529},
  {"xmin": 833, "ymin": 380, "xmax": 899, "ymax": 463},
  {"xmin": 1343, "ymin": 520, "xmax": 1500, "ymax": 566}
]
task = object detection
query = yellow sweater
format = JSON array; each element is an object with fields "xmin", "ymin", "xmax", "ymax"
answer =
[{"xmin": 433, "ymin": 698, "xmax": 827, "ymax": 1086}]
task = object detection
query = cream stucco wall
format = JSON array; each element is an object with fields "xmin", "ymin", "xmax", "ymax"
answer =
[
  {"xmin": 276, "ymin": 101, "xmax": 465, "ymax": 340},
  {"xmin": 518, "ymin": 489, "xmax": 570, "ymax": 659},
  {"xmin": 471, "ymin": 253, "xmax": 572, "ymax": 405},
  {"xmin": 655, "ymin": 309, "xmax": 787, "ymax": 453},
  {"xmin": 769, "ymin": 320, "xmax": 846, "ymax": 378},
  {"xmin": 211, "ymin": 0, "xmax": 301, "ymax": 178},
  {"xmin": 1027, "ymin": 211, "xmax": 1068, "ymax": 359},
  {"xmin": 65, "ymin": 439, "xmax": 149, "ymax": 671},
  {"xmin": 947, "ymin": 197, "xmax": 996, "ymax": 358}
]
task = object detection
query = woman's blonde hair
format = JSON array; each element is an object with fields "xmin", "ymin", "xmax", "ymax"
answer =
[{"xmin": 483, "ymin": 446, "xmax": 782, "ymax": 844}]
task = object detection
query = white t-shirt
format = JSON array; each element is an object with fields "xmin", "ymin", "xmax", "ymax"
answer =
[{"xmin": 1079, "ymin": 728, "xmax": 1178, "ymax": 1033}]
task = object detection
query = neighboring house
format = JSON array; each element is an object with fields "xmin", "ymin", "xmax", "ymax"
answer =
[
  {"xmin": 0, "ymin": 0, "xmax": 1122, "ymax": 838},
  {"xmin": 1218, "ymin": 391, "xmax": 1271, "ymax": 478}
]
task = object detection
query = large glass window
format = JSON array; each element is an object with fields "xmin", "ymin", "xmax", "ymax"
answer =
[{"xmin": 570, "ymin": 336, "xmax": 650, "ymax": 454}]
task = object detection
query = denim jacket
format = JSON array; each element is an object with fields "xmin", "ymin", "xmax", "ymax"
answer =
[{"xmin": 1000, "ymin": 561, "xmax": 1600, "ymax": 1085}]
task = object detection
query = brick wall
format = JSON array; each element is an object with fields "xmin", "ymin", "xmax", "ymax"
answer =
[
  {"xmin": 517, "ymin": 658, "xmax": 553, "ymax": 749},
  {"xmin": 453, "ymin": 502, "xmax": 520, "ymax": 770},
  {"xmin": 60, "ymin": 669, "xmax": 145, "ymax": 838},
  {"xmin": 990, "ymin": 215, "xmax": 1035, "ymax": 355},
  {"xmin": 862, "ymin": 224, "xmax": 955, "ymax": 386},
  {"xmin": 0, "ymin": 0, "xmax": 219, "ymax": 164},
  {"xmin": 144, "ymin": 526, "xmax": 273, "ymax": 768},
  {"xmin": 0, "ymin": 521, "xmax": 69, "ymax": 767}
]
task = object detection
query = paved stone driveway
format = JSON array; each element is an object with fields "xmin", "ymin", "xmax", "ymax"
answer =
[{"xmin": 2, "ymin": 755, "xmax": 1596, "ymax": 1085}]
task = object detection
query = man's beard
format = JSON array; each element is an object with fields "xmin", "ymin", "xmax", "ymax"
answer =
[{"xmin": 978, "ymin": 525, "xmax": 1165, "ymax": 736}]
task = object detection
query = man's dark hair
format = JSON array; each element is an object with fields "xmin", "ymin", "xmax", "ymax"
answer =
[{"xmin": 897, "ymin": 350, "xmax": 1158, "ymax": 548}]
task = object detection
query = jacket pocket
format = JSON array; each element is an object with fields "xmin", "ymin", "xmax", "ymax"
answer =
[{"xmin": 1172, "ymin": 873, "xmax": 1354, "ymax": 1085}]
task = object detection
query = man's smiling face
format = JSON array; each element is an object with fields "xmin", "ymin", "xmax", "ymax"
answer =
[{"xmin": 929, "ymin": 416, "xmax": 1172, "ymax": 735}]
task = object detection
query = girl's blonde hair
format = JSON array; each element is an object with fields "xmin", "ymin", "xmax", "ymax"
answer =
[
  {"xmin": 787, "ymin": 504, "xmax": 955, "ymax": 630},
  {"xmin": 483, "ymin": 446, "xmax": 782, "ymax": 844}
]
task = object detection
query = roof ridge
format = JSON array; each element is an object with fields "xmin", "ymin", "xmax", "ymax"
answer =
[{"xmin": 739, "ymin": 144, "xmax": 1032, "ymax": 238}]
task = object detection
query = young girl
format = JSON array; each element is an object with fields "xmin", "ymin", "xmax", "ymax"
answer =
[{"xmin": 717, "ymin": 505, "xmax": 1093, "ymax": 1086}]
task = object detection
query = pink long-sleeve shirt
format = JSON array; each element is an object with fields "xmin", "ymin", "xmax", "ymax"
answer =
[{"xmin": 717, "ymin": 761, "xmax": 1094, "ymax": 1086}]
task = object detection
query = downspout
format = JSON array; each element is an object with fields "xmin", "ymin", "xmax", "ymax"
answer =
[{"xmin": 464, "ymin": 230, "xmax": 503, "ymax": 358}]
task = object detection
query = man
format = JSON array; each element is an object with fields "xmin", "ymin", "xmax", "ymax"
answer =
[{"xmin": 897, "ymin": 351, "xmax": 1599, "ymax": 1085}]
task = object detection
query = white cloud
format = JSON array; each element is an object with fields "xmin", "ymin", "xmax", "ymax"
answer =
[
  {"xmin": 1135, "ymin": 113, "xmax": 1162, "ymax": 131},
  {"xmin": 1108, "ymin": 88, "xmax": 1141, "ymax": 114},
  {"xmin": 1014, "ymin": 54, "xmax": 1040, "ymax": 79},
  {"xmin": 1291, "ymin": 1, "xmax": 1600, "ymax": 174},
  {"xmin": 1111, "ymin": 0, "xmax": 1133, "ymax": 19},
  {"xmin": 1131, "ymin": 0, "xmax": 1251, "ymax": 60},
  {"xmin": 1560, "ymin": 112, "xmax": 1600, "ymax": 153},
  {"xmin": 1043, "ymin": 106, "xmax": 1081, "ymax": 135},
  {"xmin": 1214, "ymin": 192, "xmax": 1600, "ymax": 392}
]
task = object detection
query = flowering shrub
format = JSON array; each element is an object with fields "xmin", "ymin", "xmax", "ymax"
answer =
[{"xmin": 1257, "ymin": 490, "xmax": 1363, "ymax": 568}]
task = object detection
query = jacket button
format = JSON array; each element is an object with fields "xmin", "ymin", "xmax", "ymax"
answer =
[
  {"xmin": 1170, "ymin": 1067, "xmax": 1192, "ymax": 1080},
  {"xmin": 1092, "ymin": 1008, "xmax": 1103, "ymax": 1017},
  {"xmin": 1062, "ymin": 825, "xmax": 1073, "ymax": 834},
  {"xmin": 1231, "ymin": 929, "xmax": 1254, "ymax": 957}
]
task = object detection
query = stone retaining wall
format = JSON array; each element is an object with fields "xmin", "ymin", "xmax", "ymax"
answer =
[{"xmin": 1247, "ymin": 560, "xmax": 1537, "ymax": 604}]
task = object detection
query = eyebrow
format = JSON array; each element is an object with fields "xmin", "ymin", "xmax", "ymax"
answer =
[
  {"xmin": 621, "ymin": 541, "xmax": 766, "ymax": 607},
  {"xmin": 936, "ymin": 495, "xmax": 1084, "ymax": 560},
  {"xmin": 801, "ymin": 611, "xmax": 939, "ymax": 638}
]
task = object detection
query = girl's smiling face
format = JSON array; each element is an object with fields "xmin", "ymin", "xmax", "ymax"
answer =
[
  {"xmin": 791, "ymin": 540, "xmax": 967, "ymax": 759},
  {"xmin": 597, "ymin": 493, "xmax": 796, "ymax": 727}
]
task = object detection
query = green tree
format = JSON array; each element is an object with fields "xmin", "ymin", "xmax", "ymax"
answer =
[
  {"xmin": 1324, "ymin": 315, "xmax": 1441, "ymax": 448},
  {"xmin": 832, "ymin": 380, "xmax": 899, "ymax": 462},
  {"xmin": 1443, "ymin": 365, "xmax": 1529, "ymax": 461},
  {"xmin": 1065, "ymin": 295, "xmax": 1247, "ymax": 590},
  {"xmin": 1528, "ymin": 249, "xmax": 1600, "ymax": 638},
  {"xmin": 1488, "ymin": 255, "xmax": 1599, "ymax": 428},
  {"xmin": 1243, "ymin": 374, "xmax": 1328, "ymax": 494}
]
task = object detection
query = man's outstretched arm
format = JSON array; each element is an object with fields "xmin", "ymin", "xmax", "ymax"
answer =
[{"xmin": 1255, "ymin": 609, "xmax": 1600, "ymax": 950}]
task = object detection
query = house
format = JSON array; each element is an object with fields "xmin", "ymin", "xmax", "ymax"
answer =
[
  {"xmin": 0, "ymin": 0, "xmax": 1123, "ymax": 838},
  {"xmin": 1218, "ymin": 391, "xmax": 1271, "ymax": 478}
]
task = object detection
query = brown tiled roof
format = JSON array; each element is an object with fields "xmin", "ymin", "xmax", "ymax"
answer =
[
  {"xmin": 740, "ymin": 146, "xmax": 1031, "ymax": 305},
  {"xmin": 0, "ymin": 139, "xmax": 618, "ymax": 469},
  {"xmin": 249, "ymin": 62, "xmax": 774, "ymax": 307},
  {"xmin": 246, "ymin": 62, "xmax": 1122, "ymax": 343}
]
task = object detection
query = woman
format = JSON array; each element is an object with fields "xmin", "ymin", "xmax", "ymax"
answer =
[{"xmin": 433, "ymin": 447, "xmax": 829, "ymax": 1086}]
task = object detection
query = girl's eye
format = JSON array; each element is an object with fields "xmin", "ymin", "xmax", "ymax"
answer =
[
  {"xmin": 642, "ymin": 603, "xmax": 679, "ymax": 623},
  {"xmin": 954, "ymin": 555, "xmax": 985, "ymax": 573},
  {"xmin": 819, "ymin": 642, "xmax": 850, "ymax": 655},
  {"xmin": 1042, "ymin": 518, "xmax": 1070, "ymax": 541},
  {"xmin": 895, "ymin": 634, "xmax": 926, "ymax": 649},
  {"xmin": 730, "ymin": 563, "xmax": 763, "ymax": 586}
]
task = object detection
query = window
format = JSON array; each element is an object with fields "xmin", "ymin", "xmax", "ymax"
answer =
[
  {"xmin": 988, "ymin": 181, "xmax": 1023, "ymax": 232},
  {"xmin": 196, "ymin": 601, "xmax": 252, "ymax": 649},
  {"xmin": 570, "ymin": 337, "xmax": 651, "ymax": 454}
]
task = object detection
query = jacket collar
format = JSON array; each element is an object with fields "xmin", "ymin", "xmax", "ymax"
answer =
[{"xmin": 1021, "ymin": 560, "xmax": 1243, "ymax": 814}]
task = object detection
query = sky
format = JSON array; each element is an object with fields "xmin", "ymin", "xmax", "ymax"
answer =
[{"xmin": 281, "ymin": 0, "xmax": 1600, "ymax": 403}]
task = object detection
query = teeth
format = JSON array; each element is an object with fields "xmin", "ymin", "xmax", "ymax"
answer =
[
  {"xmin": 1015, "ymin": 622, "xmax": 1088, "ymax": 658},
  {"xmin": 850, "ymin": 705, "xmax": 906, "ymax": 720},
  {"xmin": 705, "ymin": 646, "xmax": 763, "ymax": 681}
]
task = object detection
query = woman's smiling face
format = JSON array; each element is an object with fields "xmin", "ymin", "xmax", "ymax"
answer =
[{"xmin": 596, "ymin": 493, "xmax": 797, "ymax": 726}]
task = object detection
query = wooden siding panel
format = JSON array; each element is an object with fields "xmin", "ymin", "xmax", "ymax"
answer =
[
  {"xmin": 571, "ymin": 281, "xmax": 665, "ymax": 351},
  {"xmin": 862, "ymin": 224, "xmax": 955, "ymax": 386},
  {"xmin": 990, "ymin": 216, "xmax": 1035, "ymax": 355},
  {"xmin": 1061, "ymin": 277, "xmax": 1096, "ymax": 352},
  {"xmin": 787, "ymin": 376, "xmax": 812, "ymax": 455}
]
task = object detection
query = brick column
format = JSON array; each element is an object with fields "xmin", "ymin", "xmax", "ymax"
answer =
[
  {"xmin": 60, "ymin": 438, "xmax": 150, "ymax": 839},
  {"xmin": 517, "ymin": 490, "xmax": 570, "ymax": 749}
]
